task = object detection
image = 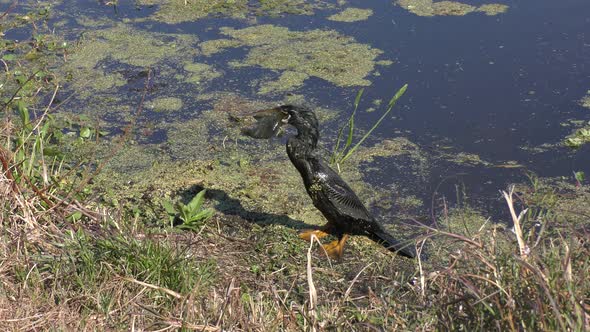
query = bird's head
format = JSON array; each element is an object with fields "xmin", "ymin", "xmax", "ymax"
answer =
[
  {"xmin": 243, "ymin": 104, "xmax": 320, "ymax": 146},
  {"xmin": 277, "ymin": 104, "xmax": 319, "ymax": 133},
  {"xmin": 277, "ymin": 104, "xmax": 320, "ymax": 146}
]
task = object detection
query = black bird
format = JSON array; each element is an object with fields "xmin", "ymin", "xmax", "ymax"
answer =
[{"xmin": 249, "ymin": 104, "xmax": 416, "ymax": 259}]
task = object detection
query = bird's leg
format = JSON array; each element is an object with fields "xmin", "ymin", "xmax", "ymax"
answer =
[
  {"xmin": 298, "ymin": 224, "xmax": 332, "ymax": 242},
  {"xmin": 321, "ymin": 234, "xmax": 349, "ymax": 259}
]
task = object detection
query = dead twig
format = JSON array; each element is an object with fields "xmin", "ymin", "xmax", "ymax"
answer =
[
  {"xmin": 215, "ymin": 278, "xmax": 237, "ymax": 327},
  {"xmin": 122, "ymin": 277, "xmax": 182, "ymax": 299},
  {"xmin": 306, "ymin": 234, "xmax": 319, "ymax": 332},
  {"xmin": 502, "ymin": 186, "xmax": 529, "ymax": 259}
]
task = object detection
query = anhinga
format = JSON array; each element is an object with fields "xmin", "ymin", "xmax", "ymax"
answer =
[{"xmin": 243, "ymin": 104, "xmax": 416, "ymax": 259}]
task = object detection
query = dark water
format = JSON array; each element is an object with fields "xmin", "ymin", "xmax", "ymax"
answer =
[{"xmin": 19, "ymin": 0, "xmax": 590, "ymax": 218}]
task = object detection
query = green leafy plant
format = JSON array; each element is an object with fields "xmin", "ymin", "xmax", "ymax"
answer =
[
  {"xmin": 330, "ymin": 84, "xmax": 408, "ymax": 170},
  {"xmin": 163, "ymin": 189, "xmax": 215, "ymax": 230}
]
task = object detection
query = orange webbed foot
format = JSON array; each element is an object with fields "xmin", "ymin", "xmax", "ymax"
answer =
[
  {"xmin": 299, "ymin": 229, "xmax": 330, "ymax": 241},
  {"xmin": 321, "ymin": 235, "xmax": 349, "ymax": 259}
]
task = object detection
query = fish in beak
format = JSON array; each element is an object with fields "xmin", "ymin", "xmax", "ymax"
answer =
[{"xmin": 241, "ymin": 107, "xmax": 289, "ymax": 139}]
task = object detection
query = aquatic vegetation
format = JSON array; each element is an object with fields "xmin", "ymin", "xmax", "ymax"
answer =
[
  {"xmin": 446, "ymin": 152, "xmax": 491, "ymax": 166},
  {"xmin": 137, "ymin": 0, "xmax": 248, "ymax": 23},
  {"xmin": 182, "ymin": 62, "xmax": 222, "ymax": 86},
  {"xmin": 476, "ymin": 3, "xmax": 509, "ymax": 15},
  {"xmin": 201, "ymin": 24, "xmax": 390, "ymax": 93},
  {"xmin": 562, "ymin": 91, "xmax": 590, "ymax": 148},
  {"xmin": 519, "ymin": 142, "xmax": 558, "ymax": 154},
  {"xmin": 0, "ymin": 9, "xmax": 67, "ymax": 111},
  {"xmin": 73, "ymin": 15, "xmax": 114, "ymax": 28},
  {"xmin": 61, "ymin": 24, "xmax": 225, "ymax": 124},
  {"xmin": 328, "ymin": 8, "xmax": 373, "ymax": 22},
  {"xmin": 68, "ymin": 24, "xmax": 197, "ymax": 69},
  {"xmin": 92, "ymin": 140, "xmax": 326, "ymax": 226},
  {"xmin": 432, "ymin": 1, "xmax": 475, "ymax": 15},
  {"xmin": 517, "ymin": 174, "xmax": 590, "ymax": 229},
  {"xmin": 353, "ymin": 137, "xmax": 423, "ymax": 162},
  {"xmin": 137, "ymin": 0, "xmax": 331, "ymax": 24},
  {"xmin": 397, "ymin": 0, "xmax": 508, "ymax": 17},
  {"xmin": 256, "ymin": 0, "xmax": 318, "ymax": 16},
  {"xmin": 64, "ymin": 24, "xmax": 199, "ymax": 101},
  {"xmin": 257, "ymin": 71, "xmax": 308, "ymax": 94},
  {"xmin": 580, "ymin": 90, "xmax": 590, "ymax": 109},
  {"xmin": 149, "ymin": 97, "xmax": 184, "ymax": 112},
  {"xmin": 491, "ymin": 161, "xmax": 525, "ymax": 169},
  {"xmin": 395, "ymin": 194, "xmax": 424, "ymax": 211},
  {"xmin": 564, "ymin": 126, "xmax": 590, "ymax": 149},
  {"xmin": 200, "ymin": 39, "xmax": 242, "ymax": 56},
  {"xmin": 65, "ymin": 23, "xmax": 199, "ymax": 76}
]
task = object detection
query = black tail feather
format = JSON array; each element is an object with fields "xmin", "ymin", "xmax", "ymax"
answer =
[{"xmin": 371, "ymin": 231, "xmax": 416, "ymax": 258}]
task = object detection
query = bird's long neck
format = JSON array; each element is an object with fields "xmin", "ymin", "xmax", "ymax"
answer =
[
  {"xmin": 297, "ymin": 125, "xmax": 319, "ymax": 149},
  {"xmin": 288, "ymin": 123, "xmax": 320, "ymax": 157},
  {"xmin": 286, "ymin": 123, "xmax": 320, "ymax": 182}
]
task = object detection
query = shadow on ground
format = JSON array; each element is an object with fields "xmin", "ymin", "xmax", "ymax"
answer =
[{"xmin": 178, "ymin": 185, "xmax": 321, "ymax": 231}]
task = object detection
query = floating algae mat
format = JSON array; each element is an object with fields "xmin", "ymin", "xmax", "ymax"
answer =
[
  {"xmin": 67, "ymin": 24, "xmax": 198, "ymax": 70},
  {"xmin": 136, "ymin": 0, "xmax": 334, "ymax": 24},
  {"xmin": 60, "ymin": 23, "xmax": 228, "ymax": 125},
  {"xmin": 397, "ymin": 0, "xmax": 509, "ymax": 16},
  {"xmin": 200, "ymin": 24, "xmax": 391, "ymax": 94},
  {"xmin": 64, "ymin": 23, "xmax": 198, "ymax": 100},
  {"xmin": 328, "ymin": 8, "xmax": 374, "ymax": 22}
]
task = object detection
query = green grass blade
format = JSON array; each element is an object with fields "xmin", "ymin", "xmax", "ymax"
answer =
[
  {"xmin": 17, "ymin": 100, "xmax": 30, "ymax": 128},
  {"xmin": 332, "ymin": 88, "xmax": 364, "ymax": 164},
  {"xmin": 354, "ymin": 87, "xmax": 365, "ymax": 108},
  {"xmin": 343, "ymin": 108, "xmax": 356, "ymax": 151},
  {"xmin": 344, "ymin": 88, "xmax": 363, "ymax": 151},
  {"xmin": 388, "ymin": 83, "xmax": 408, "ymax": 108},
  {"xmin": 341, "ymin": 84, "xmax": 407, "ymax": 164}
]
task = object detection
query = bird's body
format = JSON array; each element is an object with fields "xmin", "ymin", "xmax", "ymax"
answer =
[{"xmin": 279, "ymin": 104, "xmax": 415, "ymax": 258}]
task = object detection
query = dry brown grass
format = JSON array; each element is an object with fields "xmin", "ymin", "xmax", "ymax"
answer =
[{"xmin": 2, "ymin": 113, "xmax": 590, "ymax": 331}]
